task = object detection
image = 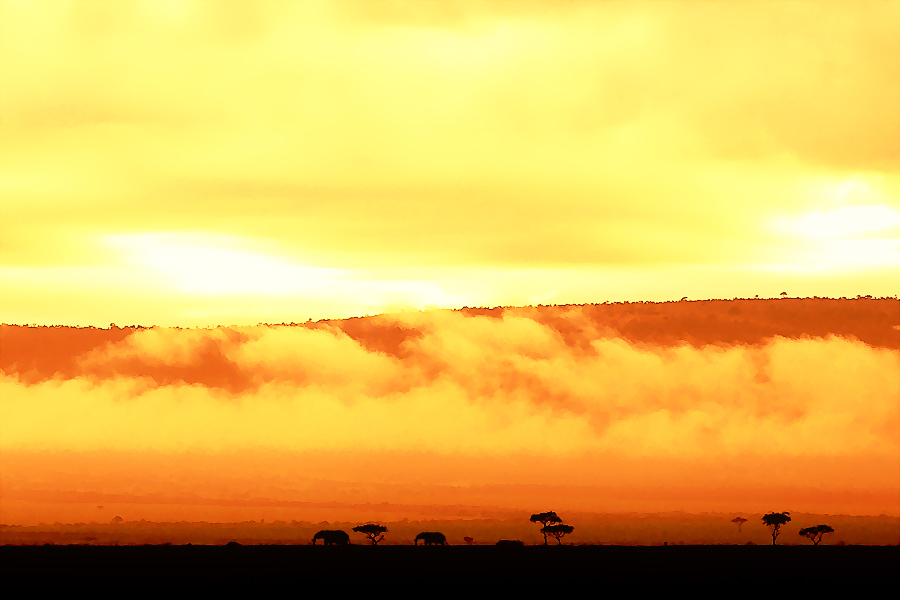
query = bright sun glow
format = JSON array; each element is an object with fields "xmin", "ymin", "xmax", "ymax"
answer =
[
  {"xmin": 103, "ymin": 232, "xmax": 469, "ymax": 311},
  {"xmin": 769, "ymin": 200, "xmax": 900, "ymax": 272},
  {"xmin": 807, "ymin": 238, "xmax": 900, "ymax": 269},
  {"xmin": 106, "ymin": 233, "xmax": 347, "ymax": 295},
  {"xmin": 787, "ymin": 205, "xmax": 900, "ymax": 239}
]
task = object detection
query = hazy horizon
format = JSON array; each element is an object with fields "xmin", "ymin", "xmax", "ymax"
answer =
[
  {"xmin": 3, "ymin": 298, "xmax": 898, "ymax": 531},
  {"xmin": 3, "ymin": 510, "xmax": 899, "ymax": 546}
]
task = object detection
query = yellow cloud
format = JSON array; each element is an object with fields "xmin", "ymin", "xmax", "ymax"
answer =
[
  {"xmin": 1, "ymin": 0, "xmax": 898, "ymax": 322},
  {"xmin": 3, "ymin": 313, "xmax": 896, "ymax": 460}
]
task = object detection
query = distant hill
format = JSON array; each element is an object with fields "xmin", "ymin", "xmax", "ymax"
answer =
[{"xmin": 3, "ymin": 297, "xmax": 897, "ymax": 385}]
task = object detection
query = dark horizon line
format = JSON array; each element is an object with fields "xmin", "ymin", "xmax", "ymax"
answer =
[{"xmin": 4, "ymin": 542, "xmax": 897, "ymax": 547}]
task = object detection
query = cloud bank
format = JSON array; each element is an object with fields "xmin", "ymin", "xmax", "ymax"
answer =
[
  {"xmin": 3, "ymin": 307, "xmax": 897, "ymax": 457},
  {"xmin": 2, "ymin": 299, "xmax": 897, "ymax": 521}
]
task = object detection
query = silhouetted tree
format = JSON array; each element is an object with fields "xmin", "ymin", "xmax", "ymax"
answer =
[
  {"xmin": 353, "ymin": 523, "xmax": 387, "ymax": 545},
  {"xmin": 530, "ymin": 511, "xmax": 562, "ymax": 545},
  {"xmin": 799, "ymin": 525, "xmax": 834, "ymax": 546},
  {"xmin": 762, "ymin": 512, "xmax": 791, "ymax": 545},
  {"xmin": 542, "ymin": 524, "xmax": 574, "ymax": 545},
  {"xmin": 731, "ymin": 517, "xmax": 747, "ymax": 532},
  {"xmin": 464, "ymin": 536, "xmax": 474, "ymax": 545}
]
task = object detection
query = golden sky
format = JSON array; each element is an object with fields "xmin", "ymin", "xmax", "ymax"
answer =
[
  {"xmin": 1, "ymin": 2, "xmax": 899, "ymax": 533},
  {"xmin": 1, "ymin": 0, "xmax": 898, "ymax": 326}
]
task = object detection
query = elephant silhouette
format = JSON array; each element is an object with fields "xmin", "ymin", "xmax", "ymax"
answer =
[
  {"xmin": 312, "ymin": 530, "xmax": 350, "ymax": 545},
  {"xmin": 414, "ymin": 532, "xmax": 447, "ymax": 546}
]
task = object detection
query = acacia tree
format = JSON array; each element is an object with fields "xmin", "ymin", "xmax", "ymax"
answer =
[
  {"xmin": 799, "ymin": 525, "xmax": 834, "ymax": 546},
  {"xmin": 762, "ymin": 512, "xmax": 791, "ymax": 545},
  {"xmin": 353, "ymin": 523, "xmax": 387, "ymax": 545},
  {"xmin": 731, "ymin": 517, "xmax": 747, "ymax": 533},
  {"xmin": 530, "ymin": 512, "xmax": 562, "ymax": 545},
  {"xmin": 542, "ymin": 524, "xmax": 574, "ymax": 545}
]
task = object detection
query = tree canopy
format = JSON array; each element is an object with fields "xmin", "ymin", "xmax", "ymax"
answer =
[
  {"xmin": 799, "ymin": 525, "xmax": 834, "ymax": 546},
  {"xmin": 542, "ymin": 524, "xmax": 574, "ymax": 545},
  {"xmin": 762, "ymin": 512, "xmax": 792, "ymax": 545},
  {"xmin": 530, "ymin": 511, "xmax": 562, "ymax": 545},
  {"xmin": 352, "ymin": 523, "xmax": 387, "ymax": 545}
]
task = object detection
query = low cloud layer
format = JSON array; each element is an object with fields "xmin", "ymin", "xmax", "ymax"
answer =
[
  {"xmin": 2, "ymin": 300, "xmax": 897, "ymax": 520},
  {"xmin": 2, "ymin": 300, "xmax": 897, "ymax": 458}
]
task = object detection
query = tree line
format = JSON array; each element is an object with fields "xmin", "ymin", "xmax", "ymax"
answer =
[
  {"xmin": 760, "ymin": 512, "xmax": 835, "ymax": 546},
  {"xmin": 308, "ymin": 511, "xmax": 834, "ymax": 546}
]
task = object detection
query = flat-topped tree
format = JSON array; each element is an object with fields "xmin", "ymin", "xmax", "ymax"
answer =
[
  {"xmin": 353, "ymin": 523, "xmax": 387, "ymax": 545},
  {"xmin": 731, "ymin": 517, "xmax": 747, "ymax": 533},
  {"xmin": 762, "ymin": 512, "xmax": 791, "ymax": 545},
  {"xmin": 530, "ymin": 511, "xmax": 562, "ymax": 545},
  {"xmin": 799, "ymin": 525, "xmax": 834, "ymax": 546},
  {"xmin": 542, "ymin": 524, "xmax": 574, "ymax": 545}
]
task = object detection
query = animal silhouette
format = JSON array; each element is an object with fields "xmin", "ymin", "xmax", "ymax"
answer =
[
  {"xmin": 312, "ymin": 530, "xmax": 350, "ymax": 545},
  {"xmin": 414, "ymin": 532, "xmax": 447, "ymax": 546}
]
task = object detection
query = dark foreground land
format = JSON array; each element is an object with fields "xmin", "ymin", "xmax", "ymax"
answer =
[{"xmin": 3, "ymin": 544, "xmax": 896, "ymax": 588}]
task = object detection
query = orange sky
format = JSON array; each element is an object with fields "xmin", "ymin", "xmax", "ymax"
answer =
[
  {"xmin": 1, "ymin": 2, "xmax": 899, "ymax": 531},
  {"xmin": 1, "ymin": 0, "xmax": 898, "ymax": 326}
]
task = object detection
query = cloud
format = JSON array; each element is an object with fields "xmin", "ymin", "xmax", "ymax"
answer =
[
  {"xmin": 1, "ymin": 2, "xmax": 898, "ymax": 326},
  {"xmin": 2, "ymin": 303, "xmax": 897, "ymax": 462},
  {"xmin": 2, "ymin": 0, "xmax": 897, "ymax": 276}
]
